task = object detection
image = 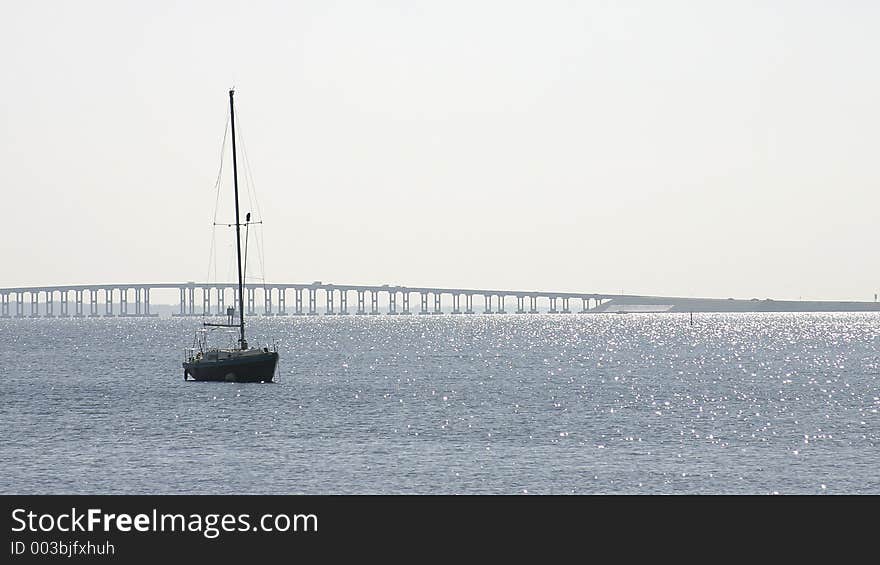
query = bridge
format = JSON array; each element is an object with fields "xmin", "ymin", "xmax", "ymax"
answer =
[{"xmin": 0, "ymin": 282, "xmax": 613, "ymax": 318}]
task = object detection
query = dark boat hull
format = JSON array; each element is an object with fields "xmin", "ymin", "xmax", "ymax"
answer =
[{"xmin": 183, "ymin": 351, "xmax": 278, "ymax": 383}]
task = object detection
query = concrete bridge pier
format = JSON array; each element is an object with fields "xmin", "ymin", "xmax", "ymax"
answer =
[
  {"xmin": 45, "ymin": 290, "xmax": 54, "ymax": 317},
  {"xmin": 144, "ymin": 288, "xmax": 152, "ymax": 316},
  {"xmin": 308, "ymin": 288, "xmax": 317, "ymax": 316},
  {"xmin": 202, "ymin": 287, "xmax": 211, "ymax": 316},
  {"xmin": 516, "ymin": 296, "xmax": 525, "ymax": 314},
  {"xmin": 401, "ymin": 291, "xmax": 411, "ymax": 315},
  {"xmin": 325, "ymin": 287, "xmax": 335, "ymax": 315},
  {"xmin": 217, "ymin": 288, "xmax": 225, "ymax": 315},
  {"xmin": 497, "ymin": 295, "xmax": 506, "ymax": 314},
  {"xmin": 483, "ymin": 294, "xmax": 493, "ymax": 314},
  {"xmin": 15, "ymin": 292, "xmax": 24, "ymax": 318},
  {"xmin": 177, "ymin": 288, "xmax": 185, "ymax": 316},
  {"xmin": 561, "ymin": 297, "xmax": 570, "ymax": 314},
  {"xmin": 433, "ymin": 293, "xmax": 442, "ymax": 315},
  {"xmin": 1, "ymin": 293, "xmax": 9, "ymax": 317},
  {"xmin": 388, "ymin": 291, "xmax": 397, "ymax": 315},
  {"xmin": 133, "ymin": 288, "xmax": 140, "ymax": 316},
  {"xmin": 452, "ymin": 293, "xmax": 461, "ymax": 314},
  {"xmin": 419, "ymin": 292, "xmax": 430, "ymax": 315},
  {"xmin": 89, "ymin": 289, "xmax": 99, "ymax": 317},
  {"xmin": 370, "ymin": 290, "xmax": 379, "ymax": 315},
  {"xmin": 339, "ymin": 289, "xmax": 348, "ymax": 315},
  {"xmin": 104, "ymin": 289, "xmax": 113, "ymax": 317},
  {"xmin": 529, "ymin": 295, "xmax": 538, "ymax": 314},
  {"xmin": 29, "ymin": 291, "xmax": 39, "ymax": 318},
  {"xmin": 73, "ymin": 290, "xmax": 84, "ymax": 318},
  {"xmin": 247, "ymin": 287, "xmax": 256, "ymax": 316},
  {"xmin": 134, "ymin": 288, "xmax": 142, "ymax": 316},
  {"xmin": 465, "ymin": 294, "xmax": 474, "ymax": 314},
  {"xmin": 294, "ymin": 288, "xmax": 304, "ymax": 315},
  {"xmin": 580, "ymin": 297, "xmax": 589, "ymax": 313},
  {"xmin": 264, "ymin": 287, "xmax": 273, "ymax": 316},
  {"xmin": 60, "ymin": 290, "xmax": 69, "ymax": 317},
  {"xmin": 548, "ymin": 297, "xmax": 558, "ymax": 314},
  {"xmin": 276, "ymin": 288, "xmax": 286, "ymax": 315},
  {"xmin": 120, "ymin": 288, "xmax": 129, "ymax": 316},
  {"xmin": 356, "ymin": 290, "xmax": 366, "ymax": 315}
]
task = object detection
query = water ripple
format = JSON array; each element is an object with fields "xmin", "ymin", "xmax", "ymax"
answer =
[{"xmin": 1, "ymin": 313, "xmax": 878, "ymax": 494}]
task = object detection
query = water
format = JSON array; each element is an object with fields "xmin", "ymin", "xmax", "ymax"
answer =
[{"xmin": 1, "ymin": 313, "xmax": 878, "ymax": 494}]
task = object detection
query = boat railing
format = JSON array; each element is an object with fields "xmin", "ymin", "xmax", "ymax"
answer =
[{"xmin": 183, "ymin": 348, "xmax": 201, "ymax": 363}]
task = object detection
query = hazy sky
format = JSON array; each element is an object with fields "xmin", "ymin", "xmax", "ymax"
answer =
[{"xmin": 2, "ymin": 1, "xmax": 878, "ymax": 300}]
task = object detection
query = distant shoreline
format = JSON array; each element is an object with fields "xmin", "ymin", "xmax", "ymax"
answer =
[{"xmin": 592, "ymin": 295, "xmax": 880, "ymax": 313}]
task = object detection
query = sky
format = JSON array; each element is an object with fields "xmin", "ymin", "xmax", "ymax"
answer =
[{"xmin": 1, "ymin": 0, "xmax": 878, "ymax": 301}]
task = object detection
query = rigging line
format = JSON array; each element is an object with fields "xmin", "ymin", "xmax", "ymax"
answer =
[
  {"xmin": 233, "ymin": 110, "xmax": 267, "ymax": 265},
  {"xmin": 246, "ymin": 183, "xmax": 267, "ymax": 287},
  {"xmin": 205, "ymin": 114, "xmax": 230, "ymax": 286},
  {"xmin": 231, "ymin": 118, "xmax": 269, "ymax": 308},
  {"xmin": 224, "ymin": 243, "xmax": 235, "ymax": 286},
  {"xmin": 241, "ymin": 221, "xmax": 267, "ymax": 291},
  {"xmin": 233, "ymin": 108, "xmax": 265, "ymax": 223},
  {"xmin": 212, "ymin": 114, "xmax": 230, "ymax": 224},
  {"xmin": 246, "ymin": 151, "xmax": 268, "ymax": 288},
  {"xmin": 243, "ymin": 222, "xmax": 250, "ymax": 290},
  {"xmin": 254, "ymin": 227, "xmax": 267, "ymax": 286},
  {"xmin": 232, "ymin": 105, "xmax": 268, "ymax": 288},
  {"xmin": 245, "ymin": 219, "xmax": 265, "ymax": 280},
  {"xmin": 244, "ymin": 219, "xmax": 266, "ymax": 287},
  {"xmin": 247, "ymin": 175, "xmax": 269, "ymax": 290},
  {"xmin": 207, "ymin": 231, "xmax": 217, "ymax": 286}
]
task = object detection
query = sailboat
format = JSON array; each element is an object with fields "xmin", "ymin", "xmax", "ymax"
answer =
[{"xmin": 182, "ymin": 89, "xmax": 279, "ymax": 383}]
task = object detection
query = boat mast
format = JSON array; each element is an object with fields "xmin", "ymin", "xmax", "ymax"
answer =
[{"xmin": 229, "ymin": 89, "xmax": 247, "ymax": 349}]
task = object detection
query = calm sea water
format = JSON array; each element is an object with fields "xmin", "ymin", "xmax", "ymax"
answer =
[{"xmin": 1, "ymin": 313, "xmax": 878, "ymax": 494}]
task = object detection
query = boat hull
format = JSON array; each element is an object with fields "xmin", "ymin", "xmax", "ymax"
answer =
[{"xmin": 183, "ymin": 351, "xmax": 278, "ymax": 383}]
